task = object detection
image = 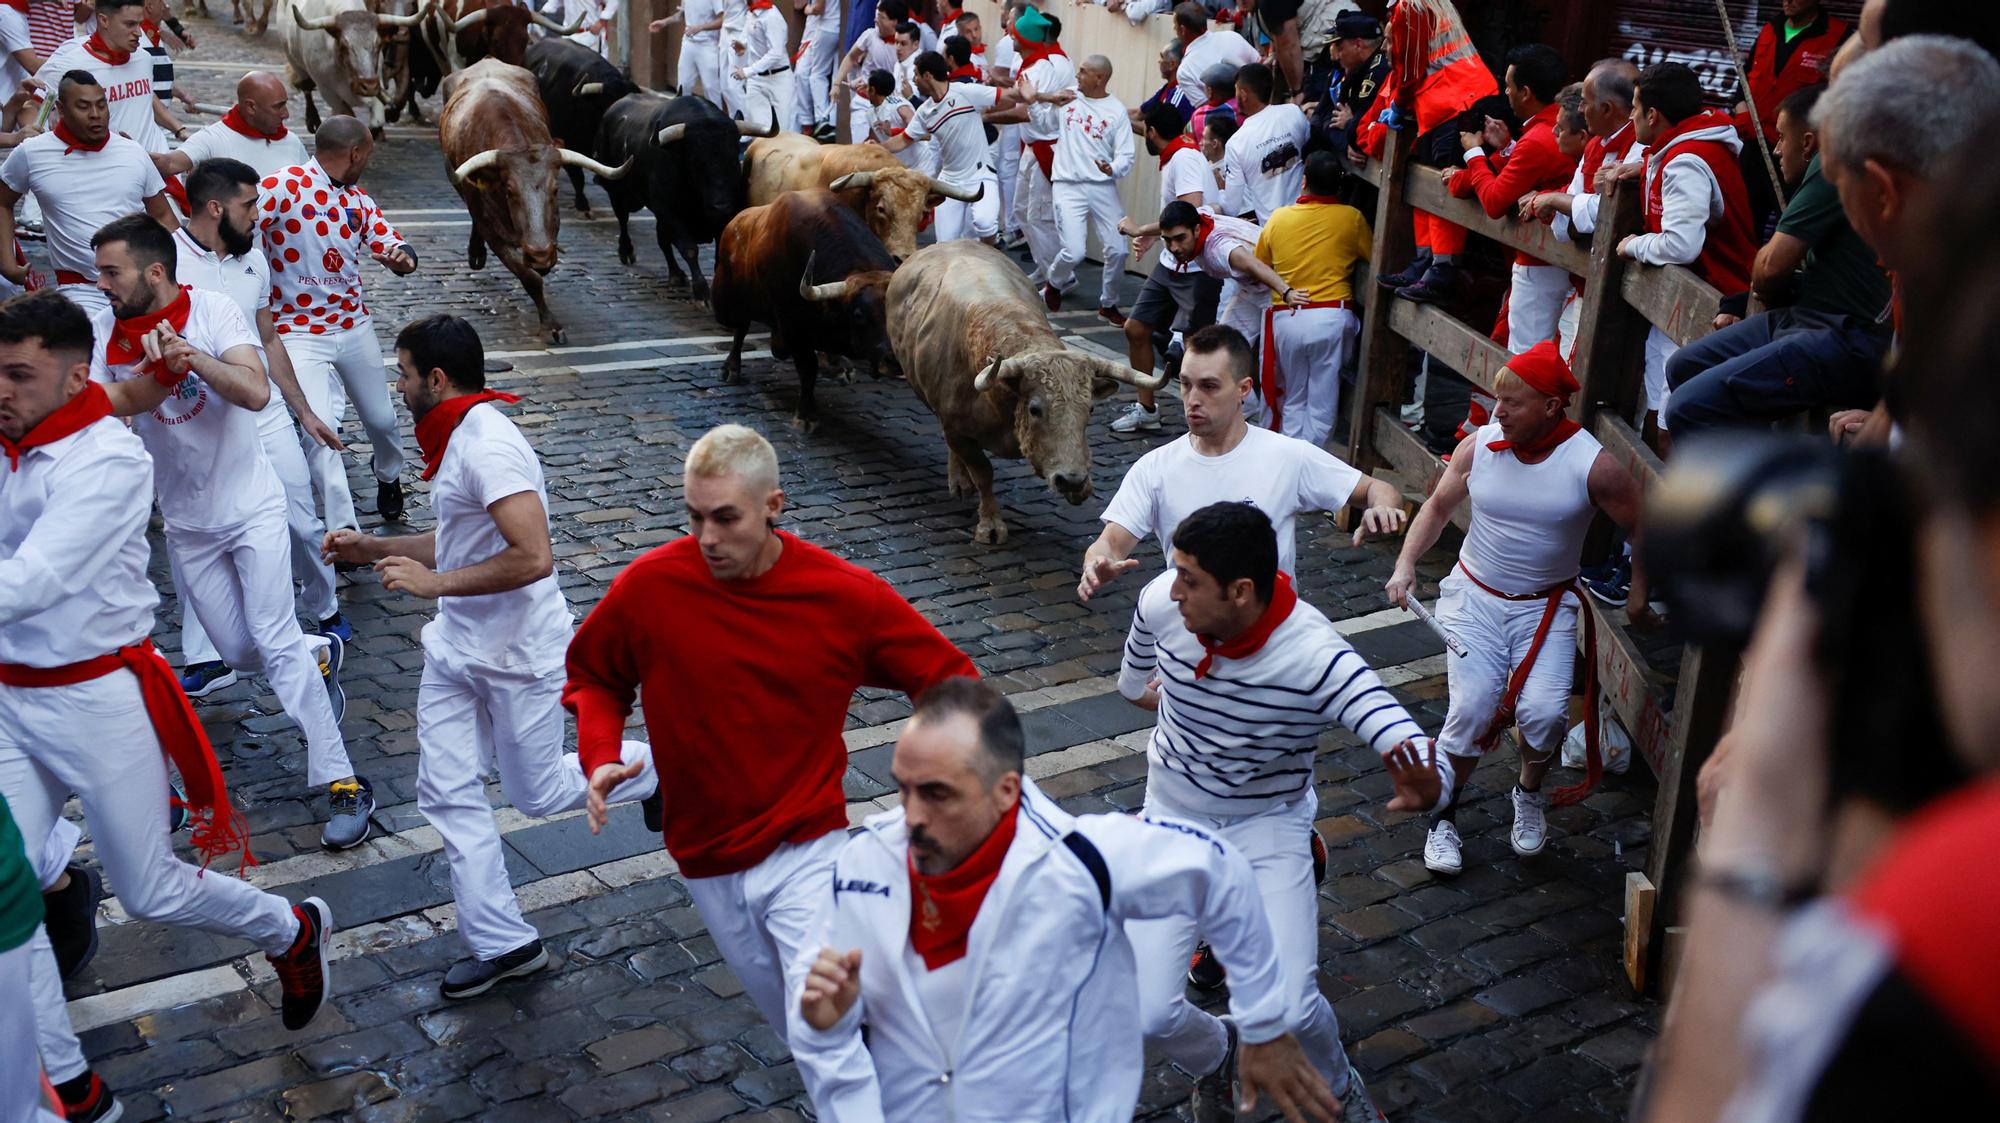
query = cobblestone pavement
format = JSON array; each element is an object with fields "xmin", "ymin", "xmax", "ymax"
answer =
[{"xmin": 44, "ymin": 16, "xmax": 1657, "ymax": 1122}]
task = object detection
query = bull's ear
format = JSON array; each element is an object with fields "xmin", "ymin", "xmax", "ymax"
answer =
[{"xmin": 1091, "ymin": 376, "xmax": 1120, "ymax": 402}]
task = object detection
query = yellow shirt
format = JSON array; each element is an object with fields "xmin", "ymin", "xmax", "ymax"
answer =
[{"xmin": 1253, "ymin": 200, "xmax": 1372, "ymax": 304}]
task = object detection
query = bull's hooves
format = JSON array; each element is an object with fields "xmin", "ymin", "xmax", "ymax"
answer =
[
  {"xmin": 720, "ymin": 365, "xmax": 741, "ymax": 384},
  {"xmin": 619, "ymin": 251, "xmax": 636, "ymax": 266},
  {"xmin": 689, "ymin": 290, "xmax": 710, "ymax": 304},
  {"xmin": 370, "ymin": 128, "xmax": 384, "ymax": 141},
  {"xmin": 973, "ymin": 524, "xmax": 1009, "ymax": 545},
  {"xmin": 547, "ymin": 328, "xmax": 566, "ymax": 344},
  {"xmin": 791, "ymin": 416, "xmax": 818, "ymax": 433}
]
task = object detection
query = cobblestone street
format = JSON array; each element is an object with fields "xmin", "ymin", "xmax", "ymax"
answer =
[{"xmin": 43, "ymin": 16, "xmax": 1658, "ymax": 1122}]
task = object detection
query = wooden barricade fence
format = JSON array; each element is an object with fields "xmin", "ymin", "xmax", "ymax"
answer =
[{"xmin": 1347, "ymin": 128, "xmax": 1736, "ymax": 995}]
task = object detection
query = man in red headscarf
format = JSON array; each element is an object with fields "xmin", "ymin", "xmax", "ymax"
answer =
[{"xmin": 1385, "ymin": 341, "xmax": 1647, "ymax": 877}]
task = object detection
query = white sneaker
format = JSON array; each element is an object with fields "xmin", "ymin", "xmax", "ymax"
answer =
[
  {"xmin": 1109, "ymin": 401, "xmax": 1162, "ymax": 433},
  {"xmin": 1423, "ymin": 820, "xmax": 1462, "ymax": 875},
  {"xmin": 1510, "ymin": 786, "xmax": 1549, "ymax": 856}
]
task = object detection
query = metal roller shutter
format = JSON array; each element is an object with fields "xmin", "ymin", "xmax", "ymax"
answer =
[{"xmin": 1608, "ymin": 0, "xmax": 1861, "ymax": 101}]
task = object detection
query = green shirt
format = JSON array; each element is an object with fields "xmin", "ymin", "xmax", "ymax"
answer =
[
  {"xmin": 1774, "ymin": 153, "xmax": 1894, "ymax": 325},
  {"xmin": 0, "ymin": 793, "xmax": 44, "ymax": 954}
]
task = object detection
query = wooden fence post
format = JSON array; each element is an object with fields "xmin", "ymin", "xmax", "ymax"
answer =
[
  {"xmin": 1569, "ymin": 179, "xmax": 1649, "ymax": 427},
  {"xmin": 1346, "ymin": 128, "xmax": 1415, "ymax": 474}
]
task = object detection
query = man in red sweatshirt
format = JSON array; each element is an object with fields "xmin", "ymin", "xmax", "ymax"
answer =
[
  {"xmin": 564, "ymin": 423, "xmax": 976, "ymax": 1043},
  {"xmin": 1444, "ymin": 43, "xmax": 1578, "ymax": 356}
]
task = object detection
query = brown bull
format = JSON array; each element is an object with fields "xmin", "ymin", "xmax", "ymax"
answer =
[
  {"xmin": 888, "ymin": 241, "xmax": 1164, "ymax": 543},
  {"xmin": 438, "ymin": 0, "xmax": 580, "ymax": 69},
  {"xmin": 441, "ymin": 58, "xmax": 630, "ymax": 343},
  {"xmin": 742, "ymin": 131, "xmax": 979, "ymax": 260}
]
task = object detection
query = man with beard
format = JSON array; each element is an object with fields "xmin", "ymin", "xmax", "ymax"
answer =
[{"xmin": 153, "ymin": 71, "xmax": 308, "ymax": 180}]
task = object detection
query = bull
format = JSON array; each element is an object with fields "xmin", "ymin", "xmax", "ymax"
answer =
[
  {"xmin": 239, "ymin": 0, "xmax": 277, "ymax": 35},
  {"xmin": 712, "ymin": 190, "xmax": 898, "ymax": 430},
  {"xmin": 285, "ymin": 0, "xmax": 433, "ymax": 133},
  {"xmin": 888, "ymin": 241, "xmax": 1164, "ymax": 544},
  {"xmin": 440, "ymin": 0, "xmax": 580, "ymax": 70},
  {"xmin": 742, "ymin": 131, "xmax": 981, "ymax": 261},
  {"xmin": 375, "ymin": 0, "xmax": 422, "ymax": 122},
  {"xmin": 525, "ymin": 37, "xmax": 637, "ymax": 215},
  {"xmin": 593, "ymin": 93, "xmax": 773, "ymax": 301},
  {"xmin": 441, "ymin": 58, "xmax": 632, "ymax": 343}
]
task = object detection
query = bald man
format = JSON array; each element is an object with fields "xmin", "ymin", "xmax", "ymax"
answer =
[{"xmin": 155, "ymin": 71, "xmax": 308, "ymax": 180}]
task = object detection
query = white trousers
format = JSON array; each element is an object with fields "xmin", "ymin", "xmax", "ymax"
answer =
[
  {"xmin": 1644, "ymin": 324, "xmax": 1676, "ymax": 420},
  {"xmin": 57, "ymin": 283, "xmax": 107, "ymax": 318},
  {"xmin": 1219, "ymin": 279, "xmax": 1267, "ymax": 347},
  {"xmin": 166, "ymin": 503, "xmax": 352, "ymax": 785},
  {"xmin": 741, "ymin": 69, "xmax": 796, "ymax": 135},
  {"xmin": 993, "ymin": 124, "xmax": 1021, "ymax": 236},
  {"xmin": 0, "ymin": 674, "xmax": 301, "ymax": 1083},
  {"xmin": 0, "ymin": 943, "xmax": 64, "ymax": 1123},
  {"xmin": 682, "ymin": 830, "xmax": 845, "ymax": 1038},
  {"xmin": 848, "ymin": 94, "xmax": 874, "ymax": 144},
  {"xmin": 415, "ymin": 634, "xmax": 657, "ymax": 960},
  {"xmin": 1127, "ymin": 787, "xmax": 1350, "ymax": 1088},
  {"xmin": 933, "ymin": 165, "xmax": 1002, "ymax": 242},
  {"xmin": 1507, "ymin": 263, "xmax": 1571, "ymax": 354},
  {"xmin": 794, "ymin": 36, "xmax": 837, "ymax": 129},
  {"xmin": 1049, "ymin": 179, "xmax": 1127, "ymax": 310},
  {"xmin": 1265, "ymin": 304, "xmax": 1359, "ymax": 449},
  {"xmin": 283, "ymin": 323, "xmax": 404, "ymax": 532},
  {"xmin": 184, "ymin": 409, "xmax": 337, "ymax": 664},
  {"xmin": 1434, "ymin": 567, "xmax": 1579, "ymax": 759},
  {"xmin": 680, "ymin": 37, "xmax": 722, "ymax": 100},
  {"xmin": 1556, "ymin": 288, "xmax": 1582, "ymax": 361},
  {"xmin": 721, "ymin": 23, "xmax": 749, "ymax": 116},
  {"xmin": 1013, "ymin": 150, "xmax": 1060, "ymax": 286}
]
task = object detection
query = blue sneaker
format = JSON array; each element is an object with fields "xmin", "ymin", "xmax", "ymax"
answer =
[
  {"xmin": 318, "ymin": 613, "xmax": 353, "ymax": 644},
  {"xmin": 1584, "ymin": 558, "xmax": 1632, "ymax": 607},
  {"xmin": 180, "ymin": 661, "xmax": 238, "ymax": 698},
  {"xmin": 318, "ymin": 633, "xmax": 346, "ymax": 725}
]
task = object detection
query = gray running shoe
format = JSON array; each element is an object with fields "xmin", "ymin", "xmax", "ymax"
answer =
[
  {"xmin": 441, "ymin": 938, "xmax": 550, "ymax": 1000},
  {"xmin": 321, "ymin": 776, "xmax": 374, "ymax": 850}
]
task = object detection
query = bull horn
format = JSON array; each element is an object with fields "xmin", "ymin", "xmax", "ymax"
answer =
[
  {"xmin": 797, "ymin": 252, "xmax": 850, "ymax": 302},
  {"xmin": 558, "ymin": 149, "xmax": 633, "ymax": 180},
  {"xmin": 973, "ymin": 352, "xmax": 1014, "ymax": 393},
  {"xmin": 292, "ymin": 6, "xmax": 338, "ymax": 31},
  {"xmin": 449, "ymin": 8, "xmax": 487, "ymax": 31},
  {"xmin": 1092, "ymin": 354, "xmax": 1167, "ymax": 391},
  {"xmin": 736, "ymin": 109, "xmax": 779, "ymax": 137},
  {"xmin": 828, "ymin": 171, "xmax": 875, "ymax": 192},
  {"xmin": 531, "ymin": 10, "xmax": 585, "ymax": 34},
  {"xmin": 927, "ymin": 176, "xmax": 982, "ymax": 203},
  {"xmin": 449, "ymin": 148, "xmax": 503, "ymax": 184},
  {"xmin": 379, "ymin": 1, "xmax": 434, "ymax": 27},
  {"xmin": 573, "ymin": 80, "xmax": 606, "ymax": 97},
  {"xmin": 654, "ymin": 122, "xmax": 688, "ymax": 145}
]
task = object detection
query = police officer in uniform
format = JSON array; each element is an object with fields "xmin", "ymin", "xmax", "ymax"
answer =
[{"xmin": 1311, "ymin": 9, "xmax": 1388, "ymax": 160}]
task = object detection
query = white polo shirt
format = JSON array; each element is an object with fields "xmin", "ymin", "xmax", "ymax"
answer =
[
  {"xmin": 39, "ymin": 35, "xmax": 166, "ymax": 153},
  {"xmin": 0, "ymin": 130, "xmax": 163, "ymax": 279},
  {"xmin": 174, "ymin": 226, "xmax": 301, "ymax": 442},
  {"xmin": 90, "ymin": 289, "xmax": 283, "ymax": 534},
  {"xmin": 903, "ymin": 82, "xmax": 998, "ymax": 190},
  {"xmin": 175, "ymin": 119, "xmax": 310, "ymax": 179}
]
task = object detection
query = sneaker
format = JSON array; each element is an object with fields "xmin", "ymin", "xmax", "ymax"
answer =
[
  {"xmin": 1189, "ymin": 1014, "xmax": 1240, "ymax": 1123},
  {"xmin": 1424, "ymin": 819, "xmax": 1463, "ymax": 875},
  {"xmin": 1188, "ymin": 942, "xmax": 1227, "ymax": 990},
  {"xmin": 1097, "ymin": 305, "xmax": 1128, "ymax": 327},
  {"xmin": 54, "ymin": 1070, "xmax": 122, "ymax": 1123},
  {"xmin": 640, "ymin": 789, "xmax": 664, "ymax": 834},
  {"xmin": 1311, "ymin": 825, "xmax": 1329, "ymax": 885},
  {"xmin": 440, "ymin": 938, "xmax": 550, "ymax": 1000},
  {"xmin": 43, "ymin": 864, "xmax": 102, "ymax": 980},
  {"xmin": 322, "ymin": 777, "xmax": 374, "ymax": 850},
  {"xmin": 1337, "ymin": 1062, "xmax": 1389, "ymax": 1123},
  {"xmin": 268, "ymin": 897, "xmax": 334, "ymax": 1030},
  {"xmin": 1374, "ymin": 250, "xmax": 1431, "ymax": 291},
  {"xmin": 1109, "ymin": 401, "xmax": 1162, "ymax": 434},
  {"xmin": 1584, "ymin": 558, "xmax": 1632, "ymax": 607},
  {"xmin": 168, "ymin": 778, "xmax": 190, "ymax": 833},
  {"xmin": 319, "ymin": 632, "xmax": 346, "ymax": 726},
  {"xmin": 179, "ymin": 661, "xmax": 238, "ymax": 698},
  {"xmin": 1510, "ymin": 786, "xmax": 1549, "ymax": 856},
  {"xmin": 377, "ymin": 478, "xmax": 406, "ymax": 523},
  {"xmin": 318, "ymin": 612, "xmax": 353, "ymax": 644},
  {"xmin": 1396, "ymin": 260, "xmax": 1465, "ymax": 305}
]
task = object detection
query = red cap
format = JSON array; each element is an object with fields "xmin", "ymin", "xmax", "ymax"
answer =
[{"xmin": 1504, "ymin": 340, "xmax": 1579, "ymax": 403}]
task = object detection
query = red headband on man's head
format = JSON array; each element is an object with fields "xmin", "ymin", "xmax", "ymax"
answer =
[{"xmin": 1504, "ymin": 340, "xmax": 1579, "ymax": 403}]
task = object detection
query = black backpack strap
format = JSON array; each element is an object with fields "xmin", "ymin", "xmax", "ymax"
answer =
[{"xmin": 1062, "ymin": 831, "xmax": 1112, "ymax": 912}]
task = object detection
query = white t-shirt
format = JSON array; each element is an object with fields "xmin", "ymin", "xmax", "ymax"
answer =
[
  {"xmin": 849, "ymin": 28, "xmax": 900, "ymax": 87},
  {"xmin": 869, "ymin": 94, "xmax": 925, "ymax": 169},
  {"xmin": 175, "ymin": 119, "xmax": 310, "ymax": 179},
  {"xmin": 1049, "ymin": 92, "xmax": 1134, "ymax": 183},
  {"xmin": 1020, "ymin": 52, "xmax": 1077, "ymax": 142},
  {"xmin": 1223, "ymin": 103, "xmax": 1308, "ymax": 222},
  {"xmin": 906, "ymin": 947, "xmax": 970, "ymax": 1071},
  {"xmin": 90, "ymin": 290, "xmax": 283, "ymax": 534},
  {"xmin": 1160, "ymin": 145, "xmax": 1209, "ymax": 209},
  {"xmin": 174, "ymin": 226, "xmax": 299, "ymax": 441},
  {"xmin": 0, "ymin": 8, "xmax": 32, "ymax": 105},
  {"xmin": 39, "ymin": 35, "xmax": 166, "ymax": 153},
  {"xmin": 904, "ymin": 82, "xmax": 998, "ymax": 190},
  {"xmin": 1189, "ymin": 210, "xmax": 1262, "ymax": 284},
  {"xmin": 1100, "ymin": 426, "xmax": 1364, "ymax": 575},
  {"xmin": 1176, "ymin": 28, "xmax": 1258, "ymax": 107},
  {"xmin": 0, "ymin": 131, "xmax": 163, "ymax": 278},
  {"xmin": 426, "ymin": 402, "xmax": 574, "ymax": 664},
  {"xmin": 683, "ymin": 0, "xmax": 720, "ymax": 42},
  {"xmin": 1460, "ymin": 423, "xmax": 1604, "ymax": 595},
  {"xmin": 987, "ymin": 35, "xmax": 1018, "ymax": 78}
]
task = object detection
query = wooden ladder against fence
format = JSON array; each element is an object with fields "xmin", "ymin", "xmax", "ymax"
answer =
[{"xmin": 1346, "ymin": 129, "xmax": 1738, "ymax": 995}]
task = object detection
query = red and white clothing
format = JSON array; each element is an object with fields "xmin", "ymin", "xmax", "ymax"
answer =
[
  {"xmin": 844, "ymin": 28, "xmax": 899, "ymax": 143},
  {"xmin": 1157, "ymin": 138, "xmax": 1210, "ymax": 275},
  {"xmin": 678, "ymin": 0, "xmax": 722, "ymax": 99},
  {"xmin": 90, "ymin": 291, "xmax": 353, "ymax": 785},
  {"xmin": 865, "ymin": 93, "xmax": 926, "ymax": 171},
  {"xmin": 1174, "ymin": 26, "xmax": 1258, "ymax": 107},
  {"xmin": 737, "ymin": 0, "xmax": 794, "ymax": 133},
  {"xmin": 792, "ymin": 0, "xmax": 839, "ymax": 131},
  {"xmin": 1175, "ymin": 210, "xmax": 1269, "ymax": 345},
  {"xmin": 904, "ymin": 83, "xmax": 1001, "ymax": 241},
  {"xmin": 1553, "ymin": 123, "xmax": 1645, "ymax": 359},
  {"xmin": 23, "ymin": 0, "xmax": 67, "ymax": 58},
  {"xmin": 1453, "ymin": 103, "xmax": 1579, "ymax": 353},
  {"xmin": 1048, "ymin": 91, "xmax": 1134, "ymax": 309},
  {"xmin": 0, "ymin": 128, "xmax": 163, "ymax": 313},
  {"xmin": 1220, "ymin": 103, "xmax": 1309, "ymax": 223},
  {"xmin": 987, "ymin": 35, "xmax": 1021, "ymax": 235},
  {"xmin": 1015, "ymin": 44, "xmax": 1076, "ymax": 288},
  {"xmin": 38, "ymin": 32, "xmax": 166, "ymax": 152},
  {"xmin": 1436, "ymin": 422, "xmax": 1602, "ymax": 760},
  {"xmin": 258, "ymin": 158, "xmax": 409, "ymax": 529},
  {"xmin": 176, "ymin": 113, "xmax": 310, "ymax": 178}
]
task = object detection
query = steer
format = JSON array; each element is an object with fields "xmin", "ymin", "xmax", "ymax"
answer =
[
  {"xmin": 888, "ymin": 241, "xmax": 1164, "ymax": 544},
  {"xmin": 441, "ymin": 59, "xmax": 632, "ymax": 343},
  {"xmin": 594, "ymin": 93, "xmax": 773, "ymax": 301},
  {"xmin": 285, "ymin": 0, "xmax": 433, "ymax": 133},
  {"xmin": 441, "ymin": 0, "xmax": 579, "ymax": 70},
  {"xmin": 713, "ymin": 190, "xmax": 898, "ymax": 430},
  {"xmin": 742, "ymin": 131, "xmax": 981, "ymax": 260},
  {"xmin": 526, "ymin": 37, "xmax": 636, "ymax": 214}
]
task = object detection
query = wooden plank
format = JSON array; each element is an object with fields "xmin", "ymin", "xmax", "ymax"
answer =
[
  {"xmin": 1624, "ymin": 872, "xmax": 1657, "ymax": 993},
  {"xmin": 1368, "ymin": 409, "xmax": 1472, "ymax": 533},
  {"xmin": 1622, "ymin": 261, "xmax": 1724, "ymax": 348},
  {"xmin": 1643, "ymin": 642, "xmax": 1741, "ymax": 985},
  {"xmin": 1590, "ymin": 412, "xmax": 1663, "ymax": 493},
  {"xmin": 1585, "ymin": 595, "xmax": 1674, "ymax": 777},
  {"xmin": 1390, "ymin": 300, "xmax": 1507, "ymax": 398},
  {"xmin": 1347, "ymin": 127, "xmax": 1416, "ymax": 472},
  {"xmin": 1568, "ymin": 179, "xmax": 1650, "ymax": 424},
  {"xmin": 1404, "ymin": 165, "xmax": 1592, "ymax": 275}
]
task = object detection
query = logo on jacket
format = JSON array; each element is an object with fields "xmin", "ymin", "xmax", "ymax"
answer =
[
  {"xmin": 323, "ymin": 247, "xmax": 345, "ymax": 273},
  {"xmin": 835, "ymin": 878, "xmax": 892, "ymax": 899}
]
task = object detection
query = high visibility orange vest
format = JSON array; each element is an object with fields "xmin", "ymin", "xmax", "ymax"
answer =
[{"xmin": 1357, "ymin": 0, "xmax": 1497, "ymax": 157}]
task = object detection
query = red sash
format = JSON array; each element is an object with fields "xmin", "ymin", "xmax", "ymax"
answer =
[
  {"xmin": 1024, "ymin": 138, "xmax": 1055, "ymax": 179},
  {"xmin": 1259, "ymin": 301, "xmax": 1353, "ymax": 431},
  {"xmin": 415, "ymin": 389, "xmax": 523, "ymax": 480}
]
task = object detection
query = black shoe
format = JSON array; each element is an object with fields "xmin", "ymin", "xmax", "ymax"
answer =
[
  {"xmin": 1375, "ymin": 250, "xmax": 1432, "ymax": 291},
  {"xmin": 377, "ymin": 478, "xmax": 406, "ymax": 523},
  {"xmin": 268, "ymin": 897, "xmax": 334, "ymax": 1030},
  {"xmin": 43, "ymin": 864, "xmax": 101, "ymax": 980},
  {"xmin": 640, "ymin": 789, "xmax": 664, "ymax": 834},
  {"xmin": 441, "ymin": 938, "xmax": 550, "ymax": 1000},
  {"xmin": 1311, "ymin": 825, "xmax": 1329, "ymax": 885},
  {"xmin": 1188, "ymin": 941, "xmax": 1227, "ymax": 990},
  {"xmin": 54, "ymin": 1070, "xmax": 122, "ymax": 1123},
  {"xmin": 1396, "ymin": 261, "xmax": 1465, "ymax": 305}
]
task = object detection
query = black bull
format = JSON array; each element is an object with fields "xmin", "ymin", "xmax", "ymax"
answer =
[{"xmin": 525, "ymin": 37, "xmax": 636, "ymax": 214}]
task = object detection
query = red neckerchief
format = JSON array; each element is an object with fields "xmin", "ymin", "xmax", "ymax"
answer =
[
  {"xmin": 1295, "ymin": 193, "xmax": 1340, "ymax": 205},
  {"xmin": 220, "ymin": 107, "xmax": 288, "ymax": 141},
  {"xmin": 908, "ymin": 799, "xmax": 1019, "ymax": 970},
  {"xmin": 1487, "ymin": 418, "xmax": 1582, "ymax": 456},
  {"xmin": 1195, "ymin": 571, "xmax": 1297, "ymax": 678},
  {"xmin": 84, "ymin": 31, "xmax": 131, "ymax": 66},
  {"xmin": 948, "ymin": 64, "xmax": 982, "ymax": 81},
  {"xmin": 748, "ymin": 0, "xmax": 773, "ymax": 8},
  {"xmin": 1185, "ymin": 211, "xmax": 1217, "ymax": 257},
  {"xmin": 415, "ymin": 389, "xmax": 523, "ymax": 480},
  {"xmin": 1013, "ymin": 30, "xmax": 1066, "ymax": 69},
  {"xmin": 1157, "ymin": 133, "xmax": 1197, "ymax": 169},
  {"xmin": 970, "ymin": 42, "xmax": 986, "ymax": 55},
  {"xmin": 2, "ymin": 382, "xmax": 112, "ymax": 471},
  {"xmin": 52, "ymin": 119, "xmax": 106, "ymax": 154},
  {"xmin": 105, "ymin": 285, "xmax": 194, "ymax": 386}
]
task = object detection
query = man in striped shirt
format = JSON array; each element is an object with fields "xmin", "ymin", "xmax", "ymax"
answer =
[{"xmin": 1120, "ymin": 500, "xmax": 1441, "ymax": 1123}]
